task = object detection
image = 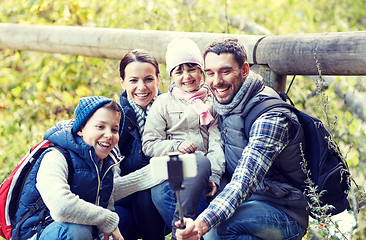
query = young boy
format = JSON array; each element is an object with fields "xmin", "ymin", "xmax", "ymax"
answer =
[{"xmin": 13, "ymin": 96, "xmax": 125, "ymax": 240}]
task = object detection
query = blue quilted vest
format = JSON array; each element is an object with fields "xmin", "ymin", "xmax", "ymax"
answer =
[{"xmin": 12, "ymin": 121, "xmax": 119, "ymax": 239}]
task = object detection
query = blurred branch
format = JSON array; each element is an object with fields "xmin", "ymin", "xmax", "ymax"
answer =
[
  {"xmin": 219, "ymin": 10, "xmax": 272, "ymax": 35},
  {"xmin": 306, "ymin": 76, "xmax": 366, "ymax": 122}
]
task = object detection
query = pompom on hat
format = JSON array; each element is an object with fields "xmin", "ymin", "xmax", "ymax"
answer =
[
  {"xmin": 72, "ymin": 96, "xmax": 120, "ymax": 134},
  {"xmin": 165, "ymin": 38, "xmax": 204, "ymax": 75}
]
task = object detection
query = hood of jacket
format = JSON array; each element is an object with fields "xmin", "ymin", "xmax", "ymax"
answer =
[{"xmin": 44, "ymin": 119, "xmax": 94, "ymax": 162}]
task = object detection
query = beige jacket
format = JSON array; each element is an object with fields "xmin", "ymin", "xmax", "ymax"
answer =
[{"xmin": 142, "ymin": 90, "xmax": 225, "ymax": 186}]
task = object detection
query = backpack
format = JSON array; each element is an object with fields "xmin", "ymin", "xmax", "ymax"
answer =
[
  {"xmin": 0, "ymin": 139, "xmax": 70, "ymax": 240},
  {"xmin": 244, "ymin": 92, "xmax": 351, "ymax": 217}
]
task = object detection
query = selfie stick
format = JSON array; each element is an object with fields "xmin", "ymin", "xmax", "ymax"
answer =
[{"xmin": 167, "ymin": 152, "xmax": 186, "ymax": 229}]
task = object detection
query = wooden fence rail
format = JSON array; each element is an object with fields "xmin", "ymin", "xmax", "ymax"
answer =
[{"xmin": 1, "ymin": 23, "xmax": 366, "ymax": 76}]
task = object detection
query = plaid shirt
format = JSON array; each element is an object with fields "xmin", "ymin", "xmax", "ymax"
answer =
[{"xmin": 200, "ymin": 110, "xmax": 295, "ymax": 229}]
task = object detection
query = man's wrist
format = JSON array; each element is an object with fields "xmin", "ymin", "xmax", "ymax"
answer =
[{"xmin": 196, "ymin": 217, "xmax": 209, "ymax": 237}]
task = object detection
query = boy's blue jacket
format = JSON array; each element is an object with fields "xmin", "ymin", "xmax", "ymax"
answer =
[{"xmin": 13, "ymin": 120, "xmax": 118, "ymax": 239}]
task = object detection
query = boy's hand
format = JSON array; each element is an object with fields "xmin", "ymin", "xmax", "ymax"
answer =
[
  {"xmin": 178, "ymin": 141, "xmax": 197, "ymax": 154},
  {"xmin": 104, "ymin": 226, "xmax": 124, "ymax": 240}
]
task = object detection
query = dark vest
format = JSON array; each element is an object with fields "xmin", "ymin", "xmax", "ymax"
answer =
[
  {"xmin": 219, "ymin": 86, "xmax": 309, "ymax": 228},
  {"xmin": 118, "ymin": 92, "xmax": 150, "ymax": 176}
]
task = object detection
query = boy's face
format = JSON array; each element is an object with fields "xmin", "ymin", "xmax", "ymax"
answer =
[
  {"xmin": 77, "ymin": 107, "xmax": 120, "ymax": 161},
  {"xmin": 204, "ymin": 52, "xmax": 249, "ymax": 104}
]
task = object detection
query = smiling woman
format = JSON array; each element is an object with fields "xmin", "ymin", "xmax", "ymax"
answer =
[
  {"xmin": 115, "ymin": 49, "xmax": 166, "ymax": 239},
  {"xmin": 121, "ymin": 61, "xmax": 160, "ymax": 110}
]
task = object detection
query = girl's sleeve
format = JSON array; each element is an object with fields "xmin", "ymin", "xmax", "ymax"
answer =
[
  {"xmin": 142, "ymin": 96, "xmax": 182, "ymax": 156},
  {"xmin": 36, "ymin": 150, "xmax": 119, "ymax": 234}
]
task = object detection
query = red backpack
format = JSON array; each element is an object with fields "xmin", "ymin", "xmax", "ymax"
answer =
[{"xmin": 0, "ymin": 140, "xmax": 61, "ymax": 240}]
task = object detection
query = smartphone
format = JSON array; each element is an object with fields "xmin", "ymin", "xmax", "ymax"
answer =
[{"xmin": 150, "ymin": 153, "xmax": 197, "ymax": 180}]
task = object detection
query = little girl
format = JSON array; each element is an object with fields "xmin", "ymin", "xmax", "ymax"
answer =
[{"xmin": 142, "ymin": 38, "xmax": 225, "ymax": 239}]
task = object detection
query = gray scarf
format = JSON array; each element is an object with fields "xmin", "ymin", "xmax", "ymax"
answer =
[{"xmin": 213, "ymin": 71, "xmax": 264, "ymax": 116}]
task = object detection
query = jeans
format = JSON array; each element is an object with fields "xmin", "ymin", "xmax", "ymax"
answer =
[
  {"xmin": 213, "ymin": 201, "xmax": 306, "ymax": 240},
  {"xmin": 114, "ymin": 189, "xmax": 166, "ymax": 240},
  {"xmin": 38, "ymin": 222, "xmax": 94, "ymax": 240},
  {"xmin": 151, "ymin": 153, "xmax": 211, "ymax": 238}
]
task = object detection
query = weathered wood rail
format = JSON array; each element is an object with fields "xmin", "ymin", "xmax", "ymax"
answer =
[
  {"xmin": 1, "ymin": 23, "xmax": 366, "ymax": 120},
  {"xmin": 1, "ymin": 23, "xmax": 365, "ymax": 77}
]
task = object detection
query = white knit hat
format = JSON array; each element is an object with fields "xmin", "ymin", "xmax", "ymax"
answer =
[{"xmin": 165, "ymin": 38, "xmax": 204, "ymax": 75}]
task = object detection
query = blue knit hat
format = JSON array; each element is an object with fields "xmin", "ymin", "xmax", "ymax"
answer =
[{"xmin": 72, "ymin": 96, "xmax": 117, "ymax": 134}]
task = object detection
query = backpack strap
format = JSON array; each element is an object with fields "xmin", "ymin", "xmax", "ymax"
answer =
[
  {"xmin": 244, "ymin": 95, "xmax": 296, "ymax": 139},
  {"xmin": 36, "ymin": 146, "xmax": 73, "ymax": 239},
  {"xmin": 279, "ymin": 91, "xmax": 295, "ymax": 106},
  {"xmin": 243, "ymin": 94, "xmax": 307, "ymax": 192},
  {"xmin": 49, "ymin": 146, "xmax": 73, "ymax": 183},
  {"xmin": 14, "ymin": 146, "xmax": 73, "ymax": 240},
  {"xmin": 14, "ymin": 198, "xmax": 46, "ymax": 239}
]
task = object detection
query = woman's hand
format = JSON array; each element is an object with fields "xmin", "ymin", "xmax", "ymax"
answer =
[
  {"xmin": 178, "ymin": 141, "xmax": 197, "ymax": 154},
  {"xmin": 104, "ymin": 226, "xmax": 124, "ymax": 240}
]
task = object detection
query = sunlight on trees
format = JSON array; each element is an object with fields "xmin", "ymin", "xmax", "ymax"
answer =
[{"xmin": 1, "ymin": 0, "xmax": 365, "ymax": 239}]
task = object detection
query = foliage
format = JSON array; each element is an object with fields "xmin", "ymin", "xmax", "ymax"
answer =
[{"xmin": 1, "ymin": 0, "xmax": 366, "ymax": 239}]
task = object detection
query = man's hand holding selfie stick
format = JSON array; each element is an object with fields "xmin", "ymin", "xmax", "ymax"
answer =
[{"xmin": 174, "ymin": 216, "xmax": 209, "ymax": 240}]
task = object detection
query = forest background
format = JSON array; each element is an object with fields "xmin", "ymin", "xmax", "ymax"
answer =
[{"xmin": 0, "ymin": 0, "xmax": 366, "ymax": 239}]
